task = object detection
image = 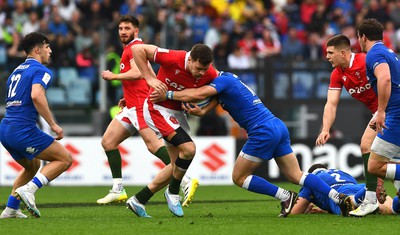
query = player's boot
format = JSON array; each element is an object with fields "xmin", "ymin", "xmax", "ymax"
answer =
[
  {"xmin": 165, "ymin": 187, "xmax": 183, "ymax": 217},
  {"xmin": 376, "ymin": 178, "xmax": 387, "ymax": 204},
  {"xmin": 349, "ymin": 199, "xmax": 379, "ymax": 217},
  {"xmin": 181, "ymin": 176, "xmax": 199, "ymax": 207},
  {"xmin": 278, "ymin": 191, "xmax": 298, "ymax": 217},
  {"xmin": 97, "ymin": 189, "xmax": 128, "ymax": 205},
  {"xmin": 15, "ymin": 186, "xmax": 40, "ymax": 218},
  {"xmin": 0, "ymin": 208, "xmax": 28, "ymax": 219},
  {"xmin": 338, "ymin": 194, "xmax": 353, "ymax": 217},
  {"xmin": 126, "ymin": 196, "xmax": 152, "ymax": 218}
]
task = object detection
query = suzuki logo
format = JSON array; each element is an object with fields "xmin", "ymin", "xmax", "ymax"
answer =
[{"xmin": 202, "ymin": 144, "xmax": 226, "ymax": 172}]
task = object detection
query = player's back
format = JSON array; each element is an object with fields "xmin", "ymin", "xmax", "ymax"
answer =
[
  {"xmin": 210, "ymin": 72, "xmax": 274, "ymax": 130},
  {"xmin": 3, "ymin": 59, "xmax": 52, "ymax": 125},
  {"xmin": 314, "ymin": 169, "xmax": 357, "ymax": 189}
]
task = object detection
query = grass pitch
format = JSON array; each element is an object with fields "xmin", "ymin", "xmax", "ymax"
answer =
[{"xmin": 1, "ymin": 182, "xmax": 399, "ymax": 235}]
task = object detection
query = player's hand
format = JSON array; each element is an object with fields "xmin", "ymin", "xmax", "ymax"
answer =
[
  {"xmin": 149, "ymin": 90, "xmax": 166, "ymax": 103},
  {"xmin": 118, "ymin": 98, "xmax": 126, "ymax": 108},
  {"xmin": 316, "ymin": 131, "xmax": 330, "ymax": 146},
  {"xmin": 370, "ymin": 111, "xmax": 387, "ymax": 135},
  {"xmin": 182, "ymin": 102, "xmax": 202, "ymax": 115},
  {"xmin": 101, "ymin": 70, "xmax": 115, "ymax": 80},
  {"xmin": 147, "ymin": 78, "xmax": 167, "ymax": 94},
  {"xmin": 51, "ymin": 123, "xmax": 64, "ymax": 140}
]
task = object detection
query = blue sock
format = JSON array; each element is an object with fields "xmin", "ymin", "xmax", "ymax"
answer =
[
  {"xmin": 392, "ymin": 197, "xmax": 400, "ymax": 213},
  {"xmin": 246, "ymin": 175, "xmax": 279, "ymax": 197},
  {"xmin": 394, "ymin": 165, "xmax": 400, "ymax": 180},
  {"xmin": 354, "ymin": 187, "xmax": 366, "ymax": 205},
  {"xmin": 32, "ymin": 177, "xmax": 43, "ymax": 188},
  {"xmin": 304, "ymin": 174, "xmax": 332, "ymax": 195},
  {"xmin": 6, "ymin": 195, "xmax": 20, "ymax": 210}
]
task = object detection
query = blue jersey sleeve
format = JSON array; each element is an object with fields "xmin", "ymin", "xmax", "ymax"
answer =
[{"xmin": 33, "ymin": 68, "xmax": 53, "ymax": 90}]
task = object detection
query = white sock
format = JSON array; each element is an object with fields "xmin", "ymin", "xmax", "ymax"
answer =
[
  {"xmin": 26, "ymin": 181, "xmax": 39, "ymax": 194},
  {"xmin": 365, "ymin": 190, "xmax": 377, "ymax": 203},
  {"xmin": 112, "ymin": 178, "xmax": 123, "ymax": 192},
  {"xmin": 275, "ymin": 188, "xmax": 290, "ymax": 201},
  {"xmin": 328, "ymin": 189, "xmax": 340, "ymax": 204}
]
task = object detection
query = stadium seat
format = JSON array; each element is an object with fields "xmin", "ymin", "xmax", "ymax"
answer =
[
  {"xmin": 46, "ymin": 87, "xmax": 67, "ymax": 106},
  {"xmin": 58, "ymin": 67, "xmax": 80, "ymax": 88},
  {"xmin": 66, "ymin": 85, "xmax": 91, "ymax": 106}
]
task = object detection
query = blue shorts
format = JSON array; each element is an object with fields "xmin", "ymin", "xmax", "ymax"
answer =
[
  {"xmin": 242, "ymin": 117, "xmax": 293, "ymax": 161},
  {"xmin": 0, "ymin": 122, "xmax": 54, "ymax": 160},
  {"xmin": 377, "ymin": 114, "xmax": 400, "ymax": 146}
]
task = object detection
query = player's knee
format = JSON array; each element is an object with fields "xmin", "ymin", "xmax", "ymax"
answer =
[
  {"xmin": 231, "ymin": 172, "xmax": 245, "ymax": 187},
  {"xmin": 180, "ymin": 143, "xmax": 196, "ymax": 159},
  {"xmin": 101, "ymin": 138, "xmax": 116, "ymax": 151},
  {"xmin": 63, "ymin": 153, "xmax": 73, "ymax": 171},
  {"xmin": 360, "ymin": 143, "xmax": 371, "ymax": 154}
]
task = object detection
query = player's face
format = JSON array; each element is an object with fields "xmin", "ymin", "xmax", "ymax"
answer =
[
  {"xmin": 187, "ymin": 58, "xmax": 211, "ymax": 78},
  {"xmin": 39, "ymin": 43, "xmax": 52, "ymax": 64},
  {"xmin": 325, "ymin": 46, "xmax": 345, "ymax": 68},
  {"xmin": 119, "ymin": 22, "xmax": 137, "ymax": 44}
]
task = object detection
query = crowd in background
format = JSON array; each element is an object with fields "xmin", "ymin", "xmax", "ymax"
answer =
[{"xmin": 1, "ymin": 0, "xmax": 400, "ymax": 106}]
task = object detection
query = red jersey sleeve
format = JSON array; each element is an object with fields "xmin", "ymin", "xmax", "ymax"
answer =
[{"xmin": 328, "ymin": 68, "xmax": 343, "ymax": 90}]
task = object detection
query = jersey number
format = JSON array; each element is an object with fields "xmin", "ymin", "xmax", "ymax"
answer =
[
  {"xmin": 8, "ymin": 74, "xmax": 21, "ymax": 98},
  {"xmin": 330, "ymin": 173, "xmax": 345, "ymax": 182}
]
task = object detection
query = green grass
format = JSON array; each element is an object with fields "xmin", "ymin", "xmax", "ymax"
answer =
[{"xmin": 1, "ymin": 183, "xmax": 399, "ymax": 235}]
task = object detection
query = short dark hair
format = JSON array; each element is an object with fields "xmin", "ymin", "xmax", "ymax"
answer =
[
  {"xmin": 356, "ymin": 18, "xmax": 383, "ymax": 41},
  {"xmin": 326, "ymin": 34, "xmax": 351, "ymax": 50},
  {"xmin": 190, "ymin": 44, "xmax": 214, "ymax": 65},
  {"xmin": 21, "ymin": 32, "xmax": 50, "ymax": 54},
  {"xmin": 119, "ymin": 15, "xmax": 139, "ymax": 28},
  {"xmin": 307, "ymin": 163, "xmax": 328, "ymax": 174}
]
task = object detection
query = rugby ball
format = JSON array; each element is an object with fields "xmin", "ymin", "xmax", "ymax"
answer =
[{"xmin": 184, "ymin": 97, "xmax": 212, "ymax": 109}]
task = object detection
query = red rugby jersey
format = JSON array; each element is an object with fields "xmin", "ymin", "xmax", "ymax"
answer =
[
  {"xmin": 120, "ymin": 38, "xmax": 149, "ymax": 108},
  {"xmin": 329, "ymin": 53, "xmax": 378, "ymax": 113},
  {"xmin": 153, "ymin": 48, "xmax": 218, "ymax": 110}
]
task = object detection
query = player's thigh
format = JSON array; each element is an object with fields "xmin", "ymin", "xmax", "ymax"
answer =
[
  {"xmin": 35, "ymin": 141, "xmax": 71, "ymax": 163},
  {"xmin": 102, "ymin": 118, "xmax": 133, "ymax": 148},
  {"xmin": 275, "ymin": 153, "xmax": 303, "ymax": 183},
  {"xmin": 232, "ymin": 153, "xmax": 262, "ymax": 180}
]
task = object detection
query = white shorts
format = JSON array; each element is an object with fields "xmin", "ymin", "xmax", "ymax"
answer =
[
  {"xmin": 371, "ymin": 136, "xmax": 400, "ymax": 160},
  {"xmin": 143, "ymin": 98, "xmax": 190, "ymax": 139},
  {"xmin": 115, "ymin": 106, "xmax": 148, "ymax": 134}
]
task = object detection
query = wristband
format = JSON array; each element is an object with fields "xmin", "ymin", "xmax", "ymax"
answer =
[{"xmin": 166, "ymin": 91, "xmax": 174, "ymax": 100}]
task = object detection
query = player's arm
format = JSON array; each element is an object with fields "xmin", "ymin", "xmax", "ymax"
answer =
[
  {"xmin": 101, "ymin": 59, "xmax": 154, "ymax": 81},
  {"xmin": 31, "ymin": 84, "xmax": 63, "ymax": 140},
  {"xmin": 290, "ymin": 197, "xmax": 311, "ymax": 214},
  {"xmin": 371, "ymin": 63, "xmax": 390, "ymax": 134},
  {"xmin": 182, "ymin": 98, "xmax": 219, "ymax": 117},
  {"xmin": 316, "ymin": 89, "xmax": 341, "ymax": 146},
  {"xmin": 131, "ymin": 44, "xmax": 167, "ymax": 93}
]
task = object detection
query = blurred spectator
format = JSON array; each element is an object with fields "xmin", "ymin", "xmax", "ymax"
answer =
[
  {"xmin": 237, "ymin": 30, "xmax": 257, "ymax": 56},
  {"xmin": 204, "ymin": 17, "xmax": 223, "ymax": 50},
  {"xmin": 213, "ymin": 31, "xmax": 233, "ymax": 69},
  {"xmin": 228, "ymin": 46, "xmax": 253, "ymax": 69},
  {"xmin": 300, "ymin": 0, "xmax": 317, "ymax": 28},
  {"xmin": 365, "ymin": 0, "xmax": 389, "ymax": 24},
  {"xmin": 11, "ymin": 0, "xmax": 28, "ymax": 31},
  {"xmin": 256, "ymin": 28, "xmax": 281, "ymax": 58},
  {"xmin": 191, "ymin": 4, "xmax": 210, "ymax": 44},
  {"xmin": 303, "ymin": 32, "xmax": 323, "ymax": 61},
  {"xmin": 22, "ymin": 11, "xmax": 40, "ymax": 37},
  {"xmin": 389, "ymin": 0, "xmax": 400, "ymax": 29},
  {"xmin": 48, "ymin": 11, "xmax": 68, "ymax": 37},
  {"xmin": 283, "ymin": 0, "xmax": 301, "ymax": 27},
  {"xmin": 57, "ymin": 0, "xmax": 76, "ymax": 22},
  {"xmin": 341, "ymin": 25, "xmax": 362, "ymax": 53},
  {"xmin": 308, "ymin": 3, "xmax": 327, "ymax": 34},
  {"xmin": 281, "ymin": 26, "xmax": 304, "ymax": 60}
]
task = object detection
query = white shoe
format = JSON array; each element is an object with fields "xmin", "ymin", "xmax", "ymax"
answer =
[
  {"xmin": 15, "ymin": 186, "xmax": 40, "ymax": 218},
  {"xmin": 97, "ymin": 189, "xmax": 128, "ymax": 205},
  {"xmin": 349, "ymin": 199, "xmax": 379, "ymax": 217},
  {"xmin": 165, "ymin": 187, "xmax": 183, "ymax": 217},
  {"xmin": 126, "ymin": 196, "xmax": 152, "ymax": 218},
  {"xmin": 181, "ymin": 176, "xmax": 199, "ymax": 207},
  {"xmin": 0, "ymin": 208, "xmax": 28, "ymax": 219}
]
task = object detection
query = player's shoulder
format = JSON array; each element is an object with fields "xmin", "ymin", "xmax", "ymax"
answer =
[{"xmin": 354, "ymin": 52, "xmax": 366, "ymax": 61}]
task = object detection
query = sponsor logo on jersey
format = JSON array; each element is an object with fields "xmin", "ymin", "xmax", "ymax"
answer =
[
  {"xmin": 348, "ymin": 83, "xmax": 372, "ymax": 95},
  {"xmin": 26, "ymin": 147, "xmax": 38, "ymax": 155},
  {"xmin": 42, "ymin": 72, "xmax": 51, "ymax": 85}
]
